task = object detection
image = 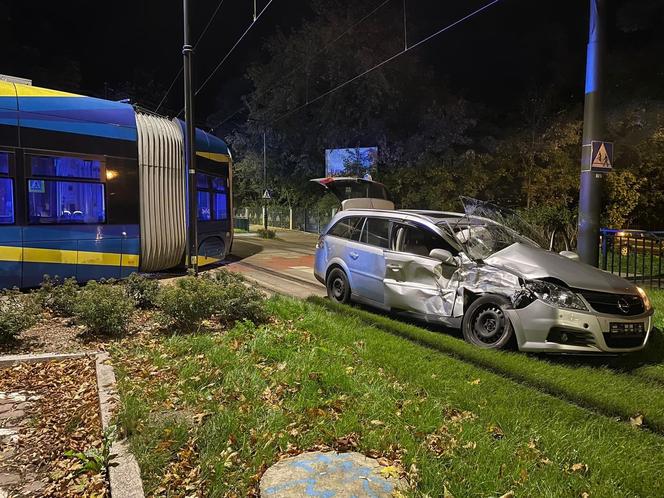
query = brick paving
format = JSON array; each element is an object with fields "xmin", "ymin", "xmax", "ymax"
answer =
[{"xmin": 0, "ymin": 391, "xmax": 46, "ymax": 497}]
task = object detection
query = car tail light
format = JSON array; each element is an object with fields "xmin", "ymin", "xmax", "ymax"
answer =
[{"xmin": 315, "ymin": 235, "xmax": 325, "ymax": 249}]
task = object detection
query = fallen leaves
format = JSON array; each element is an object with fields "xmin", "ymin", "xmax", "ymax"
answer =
[
  {"xmin": 488, "ymin": 424, "xmax": 505, "ymax": 440},
  {"xmin": 630, "ymin": 414, "xmax": 644, "ymax": 428},
  {"xmin": 0, "ymin": 358, "xmax": 108, "ymax": 497}
]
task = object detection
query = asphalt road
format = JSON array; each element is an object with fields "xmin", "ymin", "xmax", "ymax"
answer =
[{"xmin": 227, "ymin": 231, "xmax": 326, "ymax": 299}]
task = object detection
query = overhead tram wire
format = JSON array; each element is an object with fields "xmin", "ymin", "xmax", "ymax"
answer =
[
  {"xmin": 192, "ymin": 0, "xmax": 276, "ymax": 103},
  {"xmin": 271, "ymin": 0, "xmax": 501, "ymax": 125},
  {"xmin": 155, "ymin": 0, "xmax": 229, "ymax": 114},
  {"xmin": 208, "ymin": 0, "xmax": 393, "ymax": 133}
]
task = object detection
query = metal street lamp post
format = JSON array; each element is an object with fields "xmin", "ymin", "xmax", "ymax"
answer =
[{"xmin": 183, "ymin": 0, "xmax": 198, "ymax": 274}]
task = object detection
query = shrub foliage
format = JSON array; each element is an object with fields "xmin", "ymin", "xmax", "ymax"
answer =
[
  {"xmin": 124, "ymin": 273, "xmax": 160, "ymax": 309},
  {"xmin": 0, "ymin": 289, "xmax": 41, "ymax": 342},
  {"xmin": 37, "ymin": 276, "xmax": 80, "ymax": 317},
  {"xmin": 75, "ymin": 281, "xmax": 135, "ymax": 336},
  {"xmin": 158, "ymin": 270, "xmax": 267, "ymax": 332}
]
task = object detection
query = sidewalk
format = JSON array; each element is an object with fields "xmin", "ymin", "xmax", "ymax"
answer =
[{"xmin": 228, "ymin": 230, "xmax": 326, "ymax": 299}]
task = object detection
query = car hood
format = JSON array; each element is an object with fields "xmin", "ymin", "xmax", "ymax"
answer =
[{"xmin": 484, "ymin": 243, "xmax": 638, "ymax": 294}]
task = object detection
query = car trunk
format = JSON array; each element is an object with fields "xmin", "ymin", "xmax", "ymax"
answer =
[{"xmin": 310, "ymin": 177, "xmax": 395, "ymax": 210}]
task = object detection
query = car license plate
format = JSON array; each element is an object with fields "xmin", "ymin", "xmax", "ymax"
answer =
[{"xmin": 609, "ymin": 322, "xmax": 644, "ymax": 334}]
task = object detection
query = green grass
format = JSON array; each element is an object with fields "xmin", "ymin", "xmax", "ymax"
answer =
[
  {"xmin": 629, "ymin": 289, "xmax": 664, "ymax": 384},
  {"xmin": 114, "ymin": 297, "xmax": 664, "ymax": 497},
  {"xmin": 310, "ymin": 293, "xmax": 664, "ymax": 433}
]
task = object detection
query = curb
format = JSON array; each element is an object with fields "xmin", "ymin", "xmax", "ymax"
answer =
[
  {"xmin": 0, "ymin": 351, "xmax": 91, "ymax": 367},
  {"xmin": 95, "ymin": 353, "xmax": 145, "ymax": 498}
]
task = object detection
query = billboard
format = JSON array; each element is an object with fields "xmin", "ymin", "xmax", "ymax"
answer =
[{"xmin": 325, "ymin": 147, "xmax": 378, "ymax": 178}]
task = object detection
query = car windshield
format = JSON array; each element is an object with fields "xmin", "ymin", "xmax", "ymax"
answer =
[{"xmin": 439, "ymin": 220, "xmax": 539, "ymax": 261}]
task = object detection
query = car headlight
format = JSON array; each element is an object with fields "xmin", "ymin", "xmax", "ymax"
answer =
[
  {"xmin": 637, "ymin": 287, "xmax": 652, "ymax": 311},
  {"xmin": 523, "ymin": 280, "xmax": 588, "ymax": 311}
]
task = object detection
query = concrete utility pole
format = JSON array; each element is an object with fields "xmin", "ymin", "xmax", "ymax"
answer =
[
  {"xmin": 183, "ymin": 0, "xmax": 198, "ymax": 274},
  {"xmin": 577, "ymin": 0, "xmax": 606, "ymax": 266}
]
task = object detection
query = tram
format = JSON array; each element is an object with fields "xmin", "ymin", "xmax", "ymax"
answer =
[{"xmin": 0, "ymin": 81, "xmax": 232, "ymax": 288}]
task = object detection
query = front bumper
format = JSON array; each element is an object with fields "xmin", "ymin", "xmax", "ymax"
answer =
[{"xmin": 506, "ymin": 299, "xmax": 654, "ymax": 353}]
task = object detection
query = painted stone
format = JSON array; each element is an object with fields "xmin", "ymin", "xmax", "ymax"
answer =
[{"xmin": 260, "ymin": 451, "xmax": 407, "ymax": 497}]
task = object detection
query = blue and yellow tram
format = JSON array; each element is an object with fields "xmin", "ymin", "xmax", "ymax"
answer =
[{"xmin": 0, "ymin": 81, "xmax": 233, "ymax": 288}]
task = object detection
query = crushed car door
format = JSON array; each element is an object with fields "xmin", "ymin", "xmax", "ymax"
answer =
[{"xmin": 383, "ymin": 223, "xmax": 458, "ymax": 317}]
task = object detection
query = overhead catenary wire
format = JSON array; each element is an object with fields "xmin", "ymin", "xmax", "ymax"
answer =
[
  {"xmin": 209, "ymin": 0, "xmax": 393, "ymax": 132},
  {"xmin": 271, "ymin": 0, "xmax": 501, "ymax": 125},
  {"xmin": 194, "ymin": 0, "xmax": 275, "ymax": 100},
  {"xmin": 155, "ymin": 0, "xmax": 229, "ymax": 113}
]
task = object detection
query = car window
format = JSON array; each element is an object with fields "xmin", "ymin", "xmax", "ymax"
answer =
[
  {"xmin": 361, "ymin": 217, "xmax": 390, "ymax": 248},
  {"xmin": 395, "ymin": 224, "xmax": 456, "ymax": 257},
  {"xmin": 328, "ymin": 216, "xmax": 365, "ymax": 241}
]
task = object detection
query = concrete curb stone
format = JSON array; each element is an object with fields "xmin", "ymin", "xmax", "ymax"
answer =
[{"xmin": 95, "ymin": 353, "xmax": 145, "ymax": 498}]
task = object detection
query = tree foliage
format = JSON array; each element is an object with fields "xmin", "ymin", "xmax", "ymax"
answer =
[{"xmin": 226, "ymin": 0, "xmax": 664, "ymax": 234}]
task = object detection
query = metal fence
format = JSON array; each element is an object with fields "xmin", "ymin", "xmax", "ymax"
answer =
[
  {"xmin": 234, "ymin": 206, "xmax": 336, "ymax": 234},
  {"xmin": 600, "ymin": 229, "xmax": 664, "ymax": 289}
]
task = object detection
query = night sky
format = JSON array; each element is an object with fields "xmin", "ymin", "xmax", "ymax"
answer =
[{"xmin": 0, "ymin": 0, "xmax": 655, "ymax": 126}]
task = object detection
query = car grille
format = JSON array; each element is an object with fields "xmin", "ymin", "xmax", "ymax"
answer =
[{"xmin": 576, "ymin": 290, "xmax": 645, "ymax": 316}]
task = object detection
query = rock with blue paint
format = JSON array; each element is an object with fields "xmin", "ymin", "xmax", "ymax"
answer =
[{"xmin": 260, "ymin": 451, "xmax": 408, "ymax": 497}]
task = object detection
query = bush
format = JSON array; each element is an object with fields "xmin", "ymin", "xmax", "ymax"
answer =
[
  {"xmin": 37, "ymin": 276, "xmax": 80, "ymax": 317},
  {"xmin": 213, "ymin": 271, "xmax": 268, "ymax": 326},
  {"xmin": 0, "ymin": 289, "xmax": 41, "ymax": 342},
  {"xmin": 124, "ymin": 273, "xmax": 160, "ymax": 309},
  {"xmin": 257, "ymin": 228, "xmax": 276, "ymax": 239},
  {"xmin": 75, "ymin": 281, "xmax": 135, "ymax": 336},
  {"xmin": 158, "ymin": 272, "xmax": 268, "ymax": 332},
  {"xmin": 157, "ymin": 276, "xmax": 225, "ymax": 332}
]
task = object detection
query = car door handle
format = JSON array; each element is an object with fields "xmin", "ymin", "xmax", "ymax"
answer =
[
  {"xmin": 349, "ymin": 251, "xmax": 359, "ymax": 260},
  {"xmin": 386, "ymin": 263, "xmax": 402, "ymax": 271}
]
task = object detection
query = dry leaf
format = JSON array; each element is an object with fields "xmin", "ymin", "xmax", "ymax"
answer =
[
  {"xmin": 379, "ymin": 465, "xmax": 400, "ymax": 479},
  {"xmin": 571, "ymin": 463, "xmax": 588, "ymax": 473},
  {"xmin": 630, "ymin": 414, "xmax": 644, "ymax": 428},
  {"xmin": 468, "ymin": 378, "xmax": 481, "ymax": 385}
]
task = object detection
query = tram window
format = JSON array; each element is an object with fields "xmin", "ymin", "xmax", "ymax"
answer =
[
  {"xmin": 28, "ymin": 181, "xmax": 105, "ymax": 224},
  {"xmin": 31, "ymin": 155, "xmax": 102, "ymax": 179},
  {"xmin": 198, "ymin": 191, "xmax": 211, "ymax": 221},
  {"xmin": 196, "ymin": 172, "xmax": 227, "ymax": 221},
  {"xmin": 0, "ymin": 178, "xmax": 14, "ymax": 224},
  {"xmin": 213, "ymin": 193, "xmax": 227, "ymax": 220},
  {"xmin": 0, "ymin": 152, "xmax": 9, "ymax": 174}
]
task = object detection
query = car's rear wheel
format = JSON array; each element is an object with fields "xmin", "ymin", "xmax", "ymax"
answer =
[
  {"xmin": 326, "ymin": 267, "xmax": 351, "ymax": 304},
  {"xmin": 462, "ymin": 295, "xmax": 514, "ymax": 349}
]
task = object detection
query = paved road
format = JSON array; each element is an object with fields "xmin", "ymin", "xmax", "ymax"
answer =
[{"xmin": 227, "ymin": 231, "xmax": 326, "ymax": 299}]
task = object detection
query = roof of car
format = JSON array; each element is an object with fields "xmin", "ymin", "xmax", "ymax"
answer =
[
  {"xmin": 337, "ymin": 208, "xmax": 465, "ymax": 224},
  {"xmin": 336, "ymin": 208, "xmax": 499, "ymax": 230}
]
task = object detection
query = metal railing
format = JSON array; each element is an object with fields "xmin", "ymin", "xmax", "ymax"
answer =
[
  {"xmin": 234, "ymin": 206, "xmax": 336, "ymax": 234},
  {"xmin": 600, "ymin": 229, "xmax": 664, "ymax": 289}
]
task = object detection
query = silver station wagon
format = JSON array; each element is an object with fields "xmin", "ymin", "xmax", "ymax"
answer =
[{"xmin": 312, "ymin": 178, "xmax": 654, "ymax": 353}]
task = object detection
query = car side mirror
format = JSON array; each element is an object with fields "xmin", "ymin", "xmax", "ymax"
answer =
[
  {"xmin": 429, "ymin": 248, "xmax": 456, "ymax": 266},
  {"xmin": 559, "ymin": 250, "xmax": 580, "ymax": 261}
]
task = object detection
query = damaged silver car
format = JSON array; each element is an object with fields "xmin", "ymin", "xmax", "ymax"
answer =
[{"xmin": 312, "ymin": 178, "xmax": 654, "ymax": 353}]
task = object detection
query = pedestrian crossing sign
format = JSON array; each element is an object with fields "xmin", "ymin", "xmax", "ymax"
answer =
[{"xmin": 590, "ymin": 141, "xmax": 613, "ymax": 172}]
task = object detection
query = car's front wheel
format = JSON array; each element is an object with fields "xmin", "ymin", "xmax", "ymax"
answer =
[
  {"xmin": 326, "ymin": 267, "xmax": 351, "ymax": 304},
  {"xmin": 462, "ymin": 295, "xmax": 515, "ymax": 349}
]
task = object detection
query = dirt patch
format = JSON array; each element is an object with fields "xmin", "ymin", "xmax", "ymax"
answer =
[
  {"xmin": 0, "ymin": 358, "xmax": 108, "ymax": 497},
  {"xmin": 0, "ymin": 310, "xmax": 157, "ymax": 356}
]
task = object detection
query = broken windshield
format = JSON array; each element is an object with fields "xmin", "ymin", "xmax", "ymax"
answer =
[
  {"xmin": 437, "ymin": 198, "xmax": 543, "ymax": 261},
  {"xmin": 442, "ymin": 221, "xmax": 538, "ymax": 261}
]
